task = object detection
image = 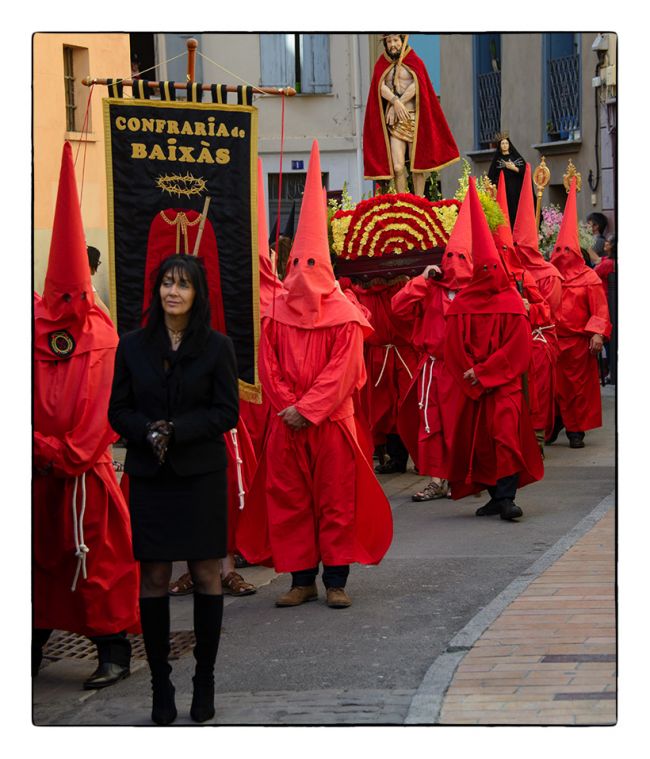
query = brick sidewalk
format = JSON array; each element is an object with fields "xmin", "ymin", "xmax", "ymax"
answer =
[{"xmin": 439, "ymin": 508, "xmax": 616, "ymax": 725}]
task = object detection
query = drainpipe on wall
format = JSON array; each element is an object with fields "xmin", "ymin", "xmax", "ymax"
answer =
[{"xmin": 352, "ymin": 34, "xmax": 366, "ymax": 202}]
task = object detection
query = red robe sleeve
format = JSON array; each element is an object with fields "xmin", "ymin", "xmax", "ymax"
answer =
[
  {"xmin": 473, "ymin": 315, "xmax": 532, "ymax": 390},
  {"xmin": 584, "ymin": 283, "xmax": 612, "ymax": 338},
  {"xmin": 523, "ymin": 275, "xmax": 552, "ymax": 328},
  {"xmin": 34, "ymin": 350, "xmax": 118, "ymax": 477},
  {"xmin": 390, "ymin": 275, "xmax": 429, "ymax": 320},
  {"xmin": 444, "ymin": 315, "xmax": 483, "ymax": 401},
  {"xmin": 259, "ymin": 320, "xmax": 298, "ymax": 412},
  {"xmin": 295, "ymin": 323, "xmax": 365, "ymax": 426}
]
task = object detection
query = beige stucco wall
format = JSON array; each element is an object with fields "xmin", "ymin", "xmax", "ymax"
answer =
[{"xmin": 33, "ymin": 33, "xmax": 131, "ymax": 302}]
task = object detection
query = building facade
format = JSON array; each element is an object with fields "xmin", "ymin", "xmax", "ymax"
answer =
[
  {"xmin": 33, "ymin": 33, "xmax": 132, "ymax": 300},
  {"xmin": 33, "ymin": 32, "xmax": 617, "ymax": 309},
  {"xmin": 436, "ymin": 32, "xmax": 617, "ymax": 230}
]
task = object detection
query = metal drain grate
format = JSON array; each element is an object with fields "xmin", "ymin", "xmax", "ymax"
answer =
[{"xmin": 43, "ymin": 630, "xmax": 196, "ymax": 662}]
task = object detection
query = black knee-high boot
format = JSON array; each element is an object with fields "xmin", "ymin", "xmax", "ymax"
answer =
[
  {"xmin": 191, "ymin": 593, "xmax": 223, "ymax": 723},
  {"xmin": 139, "ymin": 596, "xmax": 177, "ymax": 726}
]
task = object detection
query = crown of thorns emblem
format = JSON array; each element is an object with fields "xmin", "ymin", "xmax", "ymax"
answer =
[{"xmin": 156, "ymin": 173, "xmax": 208, "ymax": 198}]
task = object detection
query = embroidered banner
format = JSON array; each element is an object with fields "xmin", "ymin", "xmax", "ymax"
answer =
[{"xmin": 103, "ymin": 97, "xmax": 260, "ymax": 400}]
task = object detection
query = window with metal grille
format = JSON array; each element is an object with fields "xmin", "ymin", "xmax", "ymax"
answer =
[
  {"xmin": 544, "ymin": 33, "xmax": 581, "ymax": 142},
  {"xmin": 63, "ymin": 46, "xmax": 77, "ymax": 132},
  {"xmin": 63, "ymin": 45, "xmax": 91, "ymax": 133},
  {"xmin": 267, "ymin": 171, "xmax": 328, "ymax": 231},
  {"xmin": 473, "ymin": 34, "xmax": 501, "ymax": 149},
  {"xmin": 260, "ymin": 34, "xmax": 331, "ymax": 94}
]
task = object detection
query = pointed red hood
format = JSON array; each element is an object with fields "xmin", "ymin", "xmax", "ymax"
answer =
[
  {"xmin": 447, "ymin": 177, "xmax": 526, "ymax": 316},
  {"xmin": 439, "ymin": 188, "xmax": 473, "ymax": 290},
  {"xmin": 35, "ymin": 142, "xmax": 116, "ymax": 360},
  {"xmin": 269, "ymin": 141, "xmax": 371, "ymax": 334},
  {"xmin": 42, "ymin": 142, "xmax": 94, "ymax": 320},
  {"xmin": 550, "ymin": 177, "xmax": 590, "ymax": 283},
  {"xmin": 513, "ymin": 163, "xmax": 563, "ymax": 282},
  {"xmin": 256, "ymin": 158, "xmax": 284, "ymax": 312},
  {"xmin": 494, "ymin": 172, "xmax": 525, "ymax": 278}
]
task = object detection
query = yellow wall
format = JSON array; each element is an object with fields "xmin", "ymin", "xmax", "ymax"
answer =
[{"xmin": 33, "ymin": 33, "xmax": 131, "ymax": 302}]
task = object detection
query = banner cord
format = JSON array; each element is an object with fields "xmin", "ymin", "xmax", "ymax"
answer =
[
  {"xmin": 73, "ymin": 84, "xmax": 95, "ymax": 208},
  {"xmin": 196, "ymin": 50, "xmax": 273, "ymax": 98}
]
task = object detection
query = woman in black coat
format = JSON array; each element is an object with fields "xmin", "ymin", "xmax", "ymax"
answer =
[{"xmin": 109, "ymin": 254, "xmax": 239, "ymax": 725}]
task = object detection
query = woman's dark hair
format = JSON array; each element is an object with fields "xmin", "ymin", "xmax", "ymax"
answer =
[
  {"xmin": 87, "ymin": 245, "xmax": 101, "ymax": 274},
  {"xmin": 605, "ymin": 234, "xmax": 617, "ymax": 259},
  {"xmin": 144, "ymin": 254, "xmax": 211, "ymax": 351},
  {"xmin": 587, "ymin": 212, "xmax": 608, "ymax": 235}
]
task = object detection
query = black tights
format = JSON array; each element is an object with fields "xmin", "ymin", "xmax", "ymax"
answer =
[{"xmin": 140, "ymin": 559, "xmax": 222, "ymax": 597}]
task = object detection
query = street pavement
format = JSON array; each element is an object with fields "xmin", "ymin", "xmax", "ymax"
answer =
[{"xmin": 32, "ymin": 388, "xmax": 616, "ymax": 727}]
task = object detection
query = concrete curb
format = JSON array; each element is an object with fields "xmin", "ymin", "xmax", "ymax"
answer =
[{"xmin": 405, "ymin": 490, "xmax": 616, "ymax": 724}]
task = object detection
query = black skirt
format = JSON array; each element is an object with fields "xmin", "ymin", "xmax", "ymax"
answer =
[{"xmin": 128, "ymin": 464, "xmax": 227, "ymax": 561}]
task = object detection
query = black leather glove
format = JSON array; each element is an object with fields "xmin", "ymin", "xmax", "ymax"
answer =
[{"xmin": 146, "ymin": 420, "xmax": 174, "ymax": 464}]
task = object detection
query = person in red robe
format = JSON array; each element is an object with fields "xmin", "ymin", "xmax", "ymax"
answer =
[
  {"xmin": 495, "ymin": 168, "xmax": 557, "ymax": 449},
  {"xmin": 350, "ymin": 278, "xmax": 419, "ymax": 473},
  {"xmin": 239, "ymin": 158, "xmax": 286, "ymax": 460},
  {"xmin": 236, "ymin": 141, "xmax": 393, "ymax": 608},
  {"xmin": 444, "ymin": 177, "xmax": 544, "ymax": 521},
  {"xmin": 33, "ymin": 142, "xmax": 139, "ymax": 687},
  {"xmin": 392, "ymin": 188, "xmax": 474, "ymax": 501},
  {"xmin": 548, "ymin": 178, "xmax": 612, "ymax": 448},
  {"xmin": 363, "ymin": 34, "xmax": 459, "ymax": 193}
]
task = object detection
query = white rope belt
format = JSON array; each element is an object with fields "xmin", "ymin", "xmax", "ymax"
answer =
[
  {"xmin": 532, "ymin": 324, "xmax": 555, "ymax": 344},
  {"xmin": 71, "ymin": 472, "xmax": 89, "ymax": 592},
  {"xmin": 374, "ymin": 344, "xmax": 414, "ymax": 388},
  {"xmin": 230, "ymin": 429, "xmax": 246, "ymax": 510},
  {"xmin": 418, "ymin": 355, "xmax": 436, "ymax": 434}
]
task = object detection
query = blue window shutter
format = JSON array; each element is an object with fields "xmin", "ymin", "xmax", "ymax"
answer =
[
  {"xmin": 260, "ymin": 34, "xmax": 295, "ymax": 88},
  {"xmin": 301, "ymin": 34, "xmax": 331, "ymax": 94}
]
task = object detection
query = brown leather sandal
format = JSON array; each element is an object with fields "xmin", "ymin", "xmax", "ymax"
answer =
[
  {"xmin": 222, "ymin": 571, "xmax": 257, "ymax": 596},
  {"xmin": 168, "ymin": 571, "xmax": 194, "ymax": 596},
  {"xmin": 412, "ymin": 479, "xmax": 448, "ymax": 502}
]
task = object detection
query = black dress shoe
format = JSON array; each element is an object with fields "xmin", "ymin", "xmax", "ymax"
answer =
[
  {"xmin": 499, "ymin": 499, "xmax": 523, "ymax": 521},
  {"xmin": 83, "ymin": 662, "xmax": 130, "ymax": 690},
  {"xmin": 567, "ymin": 431, "xmax": 585, "ymax": 449},
  {"xmin": 374, "ymin": 458, "xmax": 407, "ymax": 474},
  {"xmin": 475, "ymin": 499, "xmax": 501, "ymax": 516}
]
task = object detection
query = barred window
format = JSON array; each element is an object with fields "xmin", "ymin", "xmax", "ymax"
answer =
[
  {"xmin": 473, "ymin": 34, "xmax": 501, "ymax": 150},
  {"xmin": 544, "ymin": 33, "xmax": 581, "ymax": 142},
  {"xmin": 63, "ymin": 46, "xmax": 76, "ymax": 132},
  {"xmin": 63, "ymin": 45, "xmax": 90, "ymax": 133}
]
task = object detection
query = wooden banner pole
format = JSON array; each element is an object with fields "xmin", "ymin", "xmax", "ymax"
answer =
[{"xmin": 187, "ymin": 37, "xmax": 198, "ymax": 82}]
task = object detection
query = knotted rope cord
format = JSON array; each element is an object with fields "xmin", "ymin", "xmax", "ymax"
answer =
[
  {"xmin": 374, "ymin": 344, "xmax": 414, "ymax": 388},
  {"xmin": 532, "ymin": 324, "xmax": 555, "ymax": 343},
  {"xmin": 230, "ymin": 429, "xmax": 246, "ymax": 510},
  {"xmin": 418, "ymin": 355, "xmax": 436, "ymax": 434},
  {"xmin": 71, "ymin": 473, "xmax": 90, "ymax": 591}
]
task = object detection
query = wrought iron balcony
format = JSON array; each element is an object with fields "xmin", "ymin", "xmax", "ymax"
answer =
[
  {"xmin": 547, "ymin": 54, "xmax": 580, "ymax": 140},
  {"xmin": 477, "ymin": 70, "xmax": 501, "ymax": 148}
]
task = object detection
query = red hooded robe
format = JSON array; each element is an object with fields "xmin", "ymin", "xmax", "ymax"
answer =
[
  {"xmin": 33, "ymin": 143, "xmax": 139, "ymax": 636},
  {"xmin": 444, "ymin": 178, "xmax": 544, "ymax": 499},
  {"xmin": 237, "ymin": 142, "xmax": 393, "ymax": 571},
  {"xmin": 363, "ymin": 43, "xmax": 459, "ymax": 180},
  {"xmin": 239, "ymin": 159, "xmax": 286, "ymax": 460},
  {"xmin": 500, "ymin": 168, "xmax": 558, "ymax": 438},
  {"xmin": 550, "ymin": 178, "xmax": 612, "ymax": 432},
  {"xmin": 350, "ymin": 279, "xmax": 420, "ymax": 448},
  {"xmin": 392, "ymin": 188, "xmax": 474, "ymax": 478}
]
